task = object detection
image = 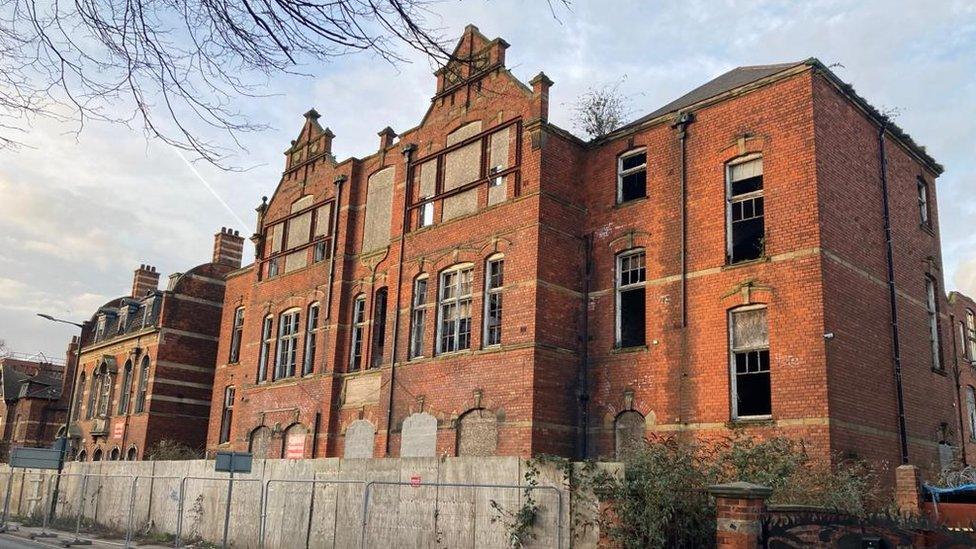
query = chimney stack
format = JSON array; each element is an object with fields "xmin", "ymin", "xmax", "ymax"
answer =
[
  {"xmin": 213, "ymin": 227, "xmax": 245, "ymax": 268},
  {"xmin": 132, "ymin": 265, "xmax": 159, "ymax": 298},
  {"xmin": 378, "ymin": 127, "xmax": 397, "ymax": 150},
  {"xmin": 529, "ymin": 72, "xmax": 553, "ymax": 122}
]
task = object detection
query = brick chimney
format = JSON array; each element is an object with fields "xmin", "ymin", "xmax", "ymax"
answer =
[
  {"xmin": 378, "ymin": 127, "xmax": 397, "ymax": 150},
  {"xmin": 213, "ymin": 227, "xmax": 245, "ymax": 268},
  {"xmin": 132, "ymin": 265, "xmax": 159, "ymax": 298},
  {"xmin": 529, "ymin": 72, "xmax": 553, "ymax": 122}
]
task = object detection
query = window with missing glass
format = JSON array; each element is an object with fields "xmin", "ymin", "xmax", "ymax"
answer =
[
  {"xmin": 219, "ymin": 386, "xmax": 235, "ymax": 444},
  {"xmin": 370, "ymin": 289, "xmax": 388, "ymax": 369},
  {"xmin": 275, "ymin": 309, "xmax": 300, "ymax": 379},
  {"xmin": 918, "ymin": 176, "xmax": 931, "ymax": 226},
  {"xmin": 616, "ymin": 249, "xmax": 646, "ymax": 348},
  {"xmin": 484, "ymin": 256, "xmax": 504, "ymax": 346},
  {"xmin": 257, "ymin": 315, "xmax": 273, "ymax": 382},
  {"xmin": 730, "ymin": 306, "xmax": 771, "ymax": 419},
  {"xmin": 438, "ymin": 265, "xmax": 473, "ymax": 354},
  {"xmin": 303, "ymin": 303, "xmax": 319, "ymax": 375},
  {"xmin": 229, "ymin": 307, "xmax": 244, "ymax": 363},
  {"xmin": 926, "ymin": 276, "xmax": 942, "ymax": 371},
  {"xmin": 410, "ymin": 276, "xmax": 429, "ymax": 359},
  {"xmin": 967, "ymin": 310, "xmax": 976, "ymax": 361},
  {"xmin": 727, "ymin": 156, "xmax": 765, "ymax": 263},
  {"xmin": 350, "ymin": 295, "xmax": 367, "ymax": 371},
  {"xmin": 617, "ymin": 149, "xmax": 647, "ymax": 203}
]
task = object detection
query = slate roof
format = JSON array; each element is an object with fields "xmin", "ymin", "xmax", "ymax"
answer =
[
  {"xmin": 85, "ymin": 292, "xmax": 161, "ymax": 347},
  {"xmin": 0, "ymin": 364, "xmax": 62, "ymax": 401}
]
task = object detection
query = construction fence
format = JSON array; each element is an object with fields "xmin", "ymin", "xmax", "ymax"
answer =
[{"xmin": 0, "ymin": 457, "xmax": 619, "ymax": 548}]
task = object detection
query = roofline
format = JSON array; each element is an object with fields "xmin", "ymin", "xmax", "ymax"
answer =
[{"xmin": 591, "ymin": 58, "xmax": 943, "ymax": 175}]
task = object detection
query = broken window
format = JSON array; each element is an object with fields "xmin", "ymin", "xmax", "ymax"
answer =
[
  {"xmin": 257, "ymin": 315, "xmax": 273, "ymax": 382},
  {"xmin": 303, "ymin": 303, "xmax": 319, "ymax": 375},
  {"xmin": 616, "ymin": 249, "xmax": 646, "ymax": 348},
  {"xmin": 968, "ymin": 386, "xmax": 976, "ymax": 440},
  {"xmin": 967, "ymin": 310, "xmax": 976, "ymax": 361},
  {"xmin": 438, "ymin": 265, "xmax": 473, "ymax": 354},
  {"xmin": 219, "ymin": 386, "xmax": 235, "ymax": 444},
  {"xmin": 617, "ymin": 149, "xmax": 647, "ymax": 203},
  {"xmin": 229, "ymin": 307, "xmax": 244, "ymax": 363},
  {"xmin": 370, "ymin": 288, "xmax": 388, "ymax": 368},
  {"xmin": 730, "ymin": 306, "xmax": 771, "ymax": 418},
  {"xmin": 727, "ymin": 156, "xmax": 765, "ymax": 263},
  {"xmin": 313, "ymin": 241, "xmax": 330, "ymax": 263},
  {"xmin": 418, "ymin": 201, "xmax": 434, "ymax": 228},
  {"xmin": 926, "ymin": 276, "xmax": 942, "ymax": 371},
  {"xmin": 484, "ymin": 256, "xmax": 504, "ymax": 346},
  {"xmin": 918, "ymin": 176, "xmax": 931, "ymax": 226},
  {"xmin": 267, "ymin": 257, "xmax": 280, "ymax": 278},
  {"xmin": 409, "ymin": 276, "xmax": 429, "ymax": 358},
  {"xmin": 275, "ymin": 309, "xmax": 300, "ymax": 379},
  {"xmin": 117, "ymin": 361, "xmax": 133, "ymax": 415},
  {"xmin": 350, "ymin": 295, "xmax": 366, "ymax": 371},
  {"xmin": 135, "ymin": 356, "xmax": 150, "ymax": 413}
]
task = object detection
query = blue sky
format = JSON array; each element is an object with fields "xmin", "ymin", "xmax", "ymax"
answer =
[{"xmin": 1, "ymin": 0, "xmax": 974, "ymax": 357}]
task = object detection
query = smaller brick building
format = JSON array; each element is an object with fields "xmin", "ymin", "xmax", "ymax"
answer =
[
  {"xmin": 68, "ymin": 228, "xmax": 243, "ymax": 461},
  {"xmin": 0, "ymin": 343, "xmax": 76, "ymax": 458},
  {"xmin": 948, "ymin": 291, "xmax": 976, "ymax": 466}
]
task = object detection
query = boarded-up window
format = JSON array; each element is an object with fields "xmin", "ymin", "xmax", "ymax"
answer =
[
  {"xmin": 249, "ymin": 426, "xmax": 273, "ymax": 458},
  {"xmin": 362, "ymin": 167, "xmax": 395, "ymax": 253},
  {"xmin": 400, "ymin": 412, "xmax": 437, "ymax": 457},
  {"xmin": 446, "ymin": 121, "xmax": 482, "ymax": 146},
  {"xmin": 268, "ymin": 224, "xmax": 283, "ymax": 254},
  {"xmin": 614, "ymin": 410, "xmax": 645, "ymax": 459},
  {"xmin": 284, "ymin": 250, "xmax": 307, "ymax": 273},
  {"xmin": 488, "ymin": 128, "xmax": 510, "ymax": 206},
  {"xmin": 291, "ymin": 195, "xmax": 314, "ymax": 213},
  {"xmin": 344, "ymin": 420, "xmax": 375, "ymax": 459},
  {"xmin": 456, "ymin": 408, "xmax": 497, "ymax": 456},
  {"xmin": 314, "ymin": 203, "xmax": 332, "ymax": 237},
  {"xmin": 443, "ymin": 142, "xmax": 481, "ymax": 220},
  {"xmin": 285, "ymin": 212, "xmax": 311, "ymax": 251}
]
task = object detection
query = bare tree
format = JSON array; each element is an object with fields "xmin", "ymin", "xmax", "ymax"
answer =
[
  {"xmin": 571, "ymin": 76, "xmax": 636, "ymax": 139},
  {"xmin": 0, "ymin": 1, "xmax": 463, "ymax": 165},
  {"xmin": 0, "ymin": 339, "xmax": 8, "ymax": 357}
]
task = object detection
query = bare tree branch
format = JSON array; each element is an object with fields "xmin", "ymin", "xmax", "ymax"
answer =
[{"xmin": 569, "ymin": 75, "xmax": 638, "ymax": 139}]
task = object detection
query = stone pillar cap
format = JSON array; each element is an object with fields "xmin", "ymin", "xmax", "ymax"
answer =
[{"xmin": 707, "ymin": 481, "xmax": 773, "ymax": 498}]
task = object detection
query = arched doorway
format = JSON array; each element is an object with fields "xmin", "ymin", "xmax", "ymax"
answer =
[
  {"xmin": 249, "ymin": 426, "xmax": 273, "ymax": 458},
  {"xmin": 456, "ymin": 409, "xmax": 497, "ymax": 457},
  {"xmin": 614, "ymin": 410, "xmax": 646, "ymax": 459}
]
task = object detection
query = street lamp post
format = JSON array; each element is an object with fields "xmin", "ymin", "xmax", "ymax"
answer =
[{"xmin": 36, "ymin": 313, "xmax": 85, "ymax": 521}]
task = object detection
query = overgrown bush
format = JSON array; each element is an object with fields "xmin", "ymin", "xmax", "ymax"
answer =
[
  {"xmin": 589, "ymin": 434, "xmax": 887, "ymax": 548},
  {"xmin": 146, "ymin": 439, "xmax": 204, "ymax": 461}
]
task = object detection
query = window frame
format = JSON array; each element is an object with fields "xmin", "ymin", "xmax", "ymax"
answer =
[
  {"xmin": 257, "ymin": 315, "xmax": 273, "ymax": 382},
  {"xmin": 135, "ymin": 356, "xmax": 150, "ymax": 413},
  {"xmin": 349, "ymin": 295, "xmax": 367, "ymax": 371},
  {"xmin": 616, "ymin": 148, "xmax": 647, "ymax": 204},
  {"xmin": 925, "ymin": 276, "xmax": 943, "ymax": 371},
  {"xmin": 729, "ymin": 304, "xmax": 772, "ymax": 420},
  {"xmin": 117, "ymin": 360, "xmax": 133, "ymax": 415},
  {"xmin": 436, "ymin": 264, "xmax": 474, "ymax": 355},
  {"xmin": 918, "ymin": 176, "xmax": 931, "ymax": 227},
  {"xmin": 725, "ymin": 154, "xmax": 766, "ymax": 264},
  {"xmin": 303, "ymin": 303, "xmax": 319, "ymax": 376},
  {"xmin": 409, "ymin": 276, "xmax": 429, "ymax": 359},
  {"xmin": 370, "ymin": 288, "xmax": 389, "ymax": 369},
  {"xmin": 274, "ymin": 308, "xmax": 301, "ymax": 380},
  {"xmin": 966, "ymin": 309, "xmax": 976, "ymax": 362},
  {"xmin": 483, "ymin": 255, "xmax": 504, "ymax": 347},
  {"xmin": 615, "ymin": 249, "xmax": 647, "ymax": 348},
  {"xmin": 219, "ymin": 385, "xmax": 235, "ymax": 444},
  {"xmin": 229, "ymin": 307, "xmax": 245, "ymax": 363}
]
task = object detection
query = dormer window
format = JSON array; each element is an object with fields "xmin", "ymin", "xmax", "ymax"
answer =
[{"xmin": 94, "ymin": 315, "xmax": 107, "ymax": 341}]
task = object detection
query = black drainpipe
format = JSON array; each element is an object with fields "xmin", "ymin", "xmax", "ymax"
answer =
[
  {"xmin": 879, "ymin": 120, "xmax": 910, "ymax": 465},
  {"xmin": 577, "ymin": 233, "xmax": 593, "ymax": 459},
  {"xmin": 672, "ymin": 112, "xmax": 694, "ymax": 328},
  {"xmin": 384, "ymin": 143, "xmax": 417, "ymax": 456},
  {"xmin": 950, "ymin": 312, "xmax": 968, "ymax": 465}
]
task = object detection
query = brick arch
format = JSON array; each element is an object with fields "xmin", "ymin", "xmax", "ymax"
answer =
[
  {"xmin": 607, "ymin": 230, "xmax": 652, "ymax": 256},
  {"xmin": 478, "ymin": 236, "xmax": 514, "ymax": 257},
  {"xmin": 427, "ymin": 247, "xmax": 481, "ymax": 274}
]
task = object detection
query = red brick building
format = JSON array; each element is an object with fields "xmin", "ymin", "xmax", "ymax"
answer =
[
  {"xmin": 70, "ymin": 229, "xmax": 243, "ymax": 461},
  {"xmin": 0, "ymin": 344, "xmax": 75, "ymax": 458},
  {"xmin": 207, "ymin": 25, "xmax": 959, "ymax": 476},
  {"xmin": 948, "ymin": 291, "xmax": 976, "ymax": 466}
]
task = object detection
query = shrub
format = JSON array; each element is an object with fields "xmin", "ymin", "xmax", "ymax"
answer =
[{"xmin": 146, "ymin": 440, "xmax": 204, "ymax": 461}]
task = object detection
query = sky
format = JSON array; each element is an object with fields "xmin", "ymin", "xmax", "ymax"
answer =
[{"xmin": 1, "ymin": 0, "xmax": 974, "ymax": 358}]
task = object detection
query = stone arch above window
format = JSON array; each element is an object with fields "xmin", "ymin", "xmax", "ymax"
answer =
[
  {"xmin": 614, "ymin": 410, "xmax": 646, "ymax": 460},
  {"xmin": 109, "ymin": 447, "xmax": 121, "ymax": 461},
  {"xmin": 344, "ymin": 420, "xmax": 375, "ymax": 459},
  {"xmin": 456, "ymin": 408, "xmax": 497, "ymax": 457},
  {"xmin": 249, "ymin": 425, "xmax": 274, "ymax": 459},
  {"xmin": 400, "ymin": 412, "xmax": 437, "ymax": 458}
]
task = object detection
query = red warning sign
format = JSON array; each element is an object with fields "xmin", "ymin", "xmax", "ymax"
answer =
[
  {"xmin": 410, "ymin": 475, "xmax": 421, "ymax": 487},
  {"xmin": 285, "ymin": 431, "xmax": 306, "ymax": 459}
]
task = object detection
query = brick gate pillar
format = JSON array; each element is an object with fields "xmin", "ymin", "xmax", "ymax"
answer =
[
  {"xmin": 707, "ymin": 481, "xmax": 772, "ymax": 549},
  {"xmin": 895, "ymin": 464, "xmax": 922, "ymax": 515}
]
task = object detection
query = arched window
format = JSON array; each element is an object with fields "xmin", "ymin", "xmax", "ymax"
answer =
[
  {"xmin": 77, "ymin": 450, "xmax": 87, "ymax": 462},
  {"xmin": 456, "ymin": 409, "xmax": 497, "ymax": 456},
  {"xmin": 229, "ymin": 307, "xmax": 245, "ymax": 363},
  {"xmin": 483, "ymin": 255, "xmax": 504, "ymax": 347},
  {"xmin": 349, "ymin": 295, "xmax": 367, "ymax": 371},
  {"xmin": 258, "ymin": 315, "xmax": 273, "ymax": 382},
  {"xmin": 94, "ymin": 363, "xmax": 113, "ymax": 418},
  {"xmin": 92, "ymin": 448, "xmax": 103, "ymax": 462},
  {"xmin": 126, "ymin": 447, "xmax": 138, "ymax": 461},
  {"xmin": 110, "ymin": 447, "xmax": 121, "ymax": 461},
  {"xmin": 118, "ymin": 360, "xmax": 133, "ymax": 415},
  {"xmin": 615, "ymin": 249, "xmax": 646, "ymax": 348},
  {"xmin": 86, "ymin": 373, "xmax": 98, "ymax": 419},
  {"xmin": 73, "ymin": 372, "xmax": 86, "ymax": 420},
  {"xmin": 303, "ymin": 303, "xmax": 319, "ymax": 376},
  {"xmin": 614, "ymin": 410, "xmax": 646, "ymax": 460},
  {"xmin": 275, "ymin": 309, "xmax": 300, "ymax": 379},
  {"xmin": 437, "ymin": 264, "xmax": 474, "ymax": 354},
  {"xmin": 370, "ymin": 288, "xmax": 388, "ymax": 368},
  {"xmin": 249, "ymin": 426, "xmax": 273, "ymax": 458},
  {"xmin": 135, "ymin": 356, "xmax": 151, "ymax": 413}
]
